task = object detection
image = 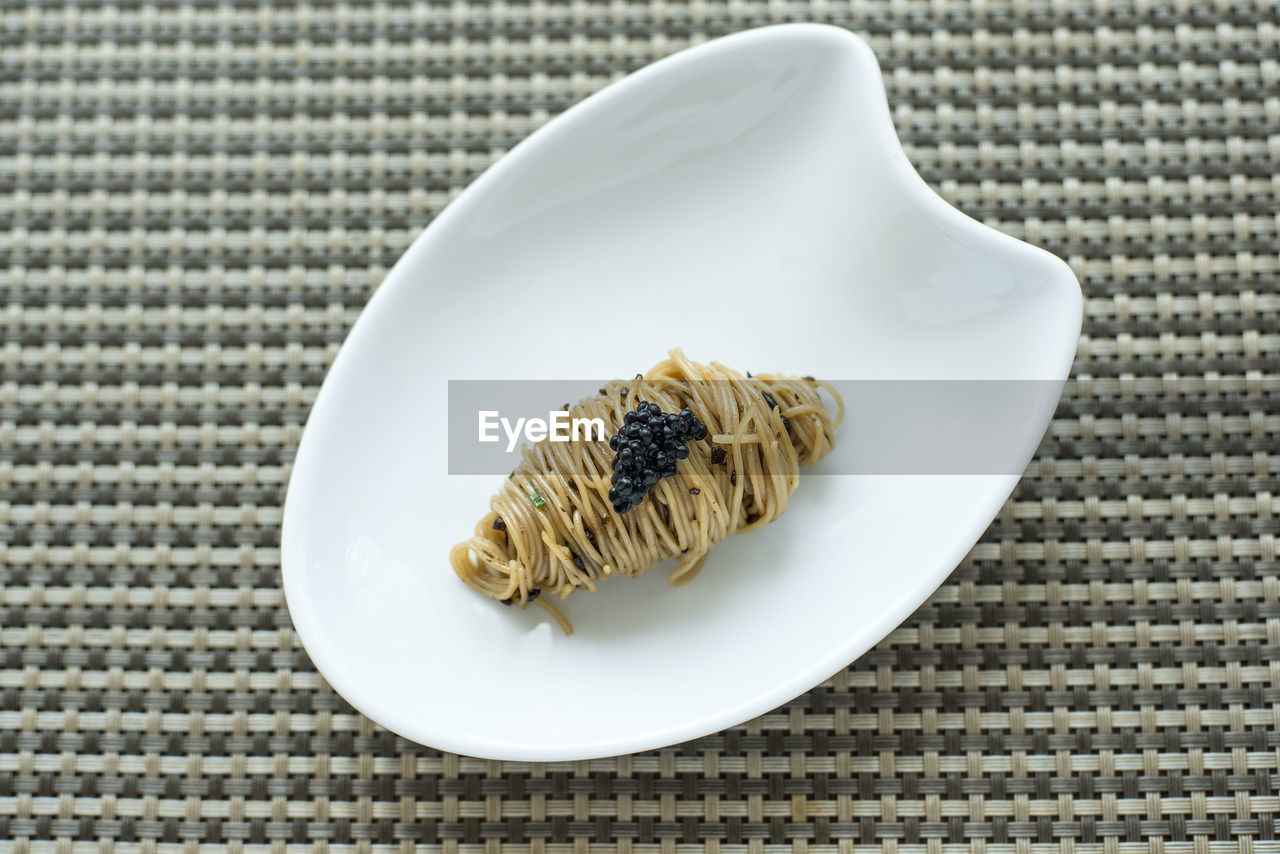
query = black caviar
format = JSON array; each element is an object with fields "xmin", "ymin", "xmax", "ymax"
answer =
[{"xmin": 607, "ymin": 401, "xmax": 708, "ymax": 514}]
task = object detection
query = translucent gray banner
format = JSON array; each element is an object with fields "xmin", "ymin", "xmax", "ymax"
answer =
[{"xmin": 447, "ymin": 379, "xmax": 1064, "ymax": 475}]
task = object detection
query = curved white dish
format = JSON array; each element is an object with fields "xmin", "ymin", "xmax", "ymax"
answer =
[{"xmin": 281, "ymin": 24, "xmax": 1081, "ymax": 761}]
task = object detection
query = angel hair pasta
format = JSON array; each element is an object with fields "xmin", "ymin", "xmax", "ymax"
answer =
[{"xmin": 450, "ymin": 349, "xmax": 844, "ymax": 634}]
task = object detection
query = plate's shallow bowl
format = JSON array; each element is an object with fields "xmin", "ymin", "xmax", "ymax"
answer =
[{"xmin": 282, "ymin": 24, "xmax": 1081, "ymax": 761}]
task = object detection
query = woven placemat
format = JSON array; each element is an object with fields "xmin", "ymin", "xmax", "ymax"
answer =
[{"xmin": 3, "ymin": 1, "xmax": 1279, "ymax": 851}]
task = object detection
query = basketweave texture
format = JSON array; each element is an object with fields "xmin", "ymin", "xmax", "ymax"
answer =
[{"xmin": 2, "ymin": 0, "xmax": 1279, "ymax": 851}]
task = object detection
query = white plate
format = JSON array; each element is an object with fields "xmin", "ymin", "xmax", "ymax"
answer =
[{"xmin": 281, "ymin": 24, "xmax": 1081, "ymax": 761}]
